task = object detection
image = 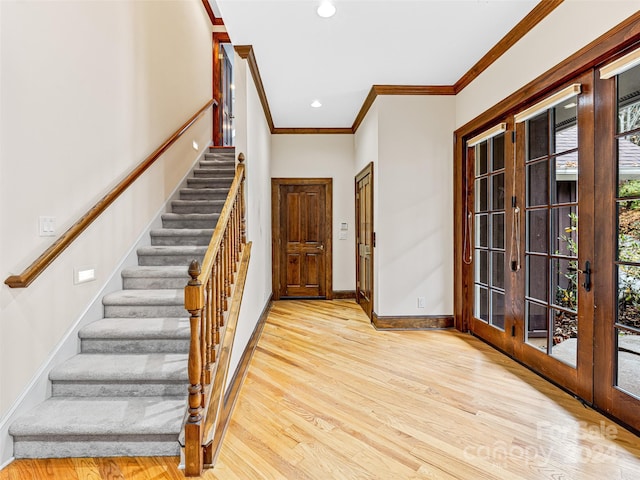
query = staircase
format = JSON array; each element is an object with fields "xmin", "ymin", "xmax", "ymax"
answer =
[{"xmin": 9, "ymin": 147, "xmax": 236, "ymax": 458}]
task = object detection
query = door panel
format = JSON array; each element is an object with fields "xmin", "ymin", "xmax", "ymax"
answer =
[
  {"xmin": 272, "ymin": 179, "xmax": 332, "ymax": 300},
  {"xmin": 515, "ymin": 76, "xmax": 595, "ymax": 401},
  {"xmin": 356, "ymin": 163, "xmax": 374, "ymax": 318},
  {"xmin": 469, "ymin": 74, "xmax": 595, "ymax": 401},
  {"xmin": 593, "ymin": 61, "xmax": 640, "ymax": 428}
]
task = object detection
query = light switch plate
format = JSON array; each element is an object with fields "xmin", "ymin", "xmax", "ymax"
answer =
[{"xmin": 39, "ymin": 216, "xmax": 56, "ymax": 237}]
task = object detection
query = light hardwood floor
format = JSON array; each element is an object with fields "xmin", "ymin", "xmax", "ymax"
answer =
[{"xmin": 2, "ymin": 299, "xmax": 640, "ymax": 479}]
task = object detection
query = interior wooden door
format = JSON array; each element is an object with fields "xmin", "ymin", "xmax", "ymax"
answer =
[
  {"xmin": 272, "ymin": 179, "xmax": 333, "ymax": 299},
  {"xmin": 355, "ymin": 163, "xmax": 374, "ymax": 318},
  {"xmin": 593, "ymin": 60, "xmax": 640, "ymax": 430}
]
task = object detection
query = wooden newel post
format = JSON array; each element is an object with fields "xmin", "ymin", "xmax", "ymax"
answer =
[{"xmin": 184, "ymin": 260, "xmax": 204, "ymax": 475}]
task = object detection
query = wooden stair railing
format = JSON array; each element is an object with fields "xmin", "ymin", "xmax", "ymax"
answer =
[
  {"xmin": 4, "ymin": 99, "xmax": 214, "ymax": 288},
  {"xmin": 182, "ymin": 153, "xmax": 250, "ymax": 476}
]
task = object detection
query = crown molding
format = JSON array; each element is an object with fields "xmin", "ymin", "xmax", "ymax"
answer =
[
  {"xmin": 273, "ymin": 128, "xmax": 353, "ymax": 135},
  {"xmin": 235, "ymin": 45, "xmax": 276, "ymax": 133},
  {"xmin": 351, "ymin": 85, "xmax": 455, "ymax": 133},
  {"xmin": 454, "ymin": 0, "xmax": 564, "ymax": 93}
]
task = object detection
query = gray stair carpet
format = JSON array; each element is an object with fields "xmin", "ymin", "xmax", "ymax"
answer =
[{"xmin": 9, "ymin": 146, "xmax": 235, "ymax": 458}]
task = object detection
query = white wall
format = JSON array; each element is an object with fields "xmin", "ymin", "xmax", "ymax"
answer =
[
  {"xmin": 228, "ymin": 53, "xmax": 273, "ymax": 380},
  {"xmin": 376, "ymin": 96, "xmax": 455, "ymax": 317},
  {"xmin": 271, "ymin": 135, "xmax": 356, "ymax": 291},
  {"xmin": 352, "ymin": 97, "xmax": 455, "ymax": 318},
  {"xmin": 456, "ymin": 0, "xmax": 640, "ymax": 128},
  {"xmin": 0, "ymin": 0, "xmax": 212, "ymax": 421}
]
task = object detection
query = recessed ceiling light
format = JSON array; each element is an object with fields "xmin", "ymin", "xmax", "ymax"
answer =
[
  {"xmin": 311, "ymin": 100, "xmax": 322, "ymax": 108},
  {"xmin": 317, "ymin": 1, "xmax": 336, "ymax": 18}
]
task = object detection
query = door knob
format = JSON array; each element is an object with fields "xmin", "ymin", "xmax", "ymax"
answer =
[{"xmin": 317, "ymin": 244, "xmax": 324, "ymax": 251}]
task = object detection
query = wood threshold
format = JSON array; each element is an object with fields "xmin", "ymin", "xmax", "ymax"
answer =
[
  {"xmin": 4, "ymin": 99, "xmax": 214, "ymax": 288},
  {"xmin": 372, "ymin": 312, "xmax": 454, "ymax": 330}
]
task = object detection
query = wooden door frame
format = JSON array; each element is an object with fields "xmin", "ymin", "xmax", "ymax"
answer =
[
  {"xmin": 355, "ymin": 163, "xmax": 374, "ymax": 319},
  {"xmin": 212, "ymin": 31, "xmax": 230, "ymax": 146},
  {"xmin": 271, "ymin": 178, "xmax": 333, "ymax": 300}
]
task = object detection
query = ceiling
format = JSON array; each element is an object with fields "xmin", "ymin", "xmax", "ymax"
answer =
[{"xmin": 212, "ymin": 0, "xmax": 541, "ymax": 129}]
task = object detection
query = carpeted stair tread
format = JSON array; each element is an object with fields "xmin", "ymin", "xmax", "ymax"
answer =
[
  {"xmin": 186, "ymin": 177, "xmax": 234, "ymax": 188},
  {"xmin": 193, "ymin": 167, "xmax": 234, "ymax": 177},
  {"xmin": 79, "ymin": 317, "xmax": 189, "ymax": 340},
  {"xmin": 150, "ymin": 228, "xmax": 214, "ymax": 246},
  {"xmin": 9, "ymin": 397, "xmax": 185, "ymax": 437},
  {"xmin": 49, "ymin": 353, "xmax": 188, "ymax": 382},
  {"xmin": 170, "ymin": 200, "xmax": 225, "ymax": 214},
  {"xmin": 121, "ymin": 266, "xmax": 190, "ymax": 289},
  {"xmin": 151, "ymin": 227, "xmax": 215, "ymax": 237},
  {"xmin": 122, "ymin": 266, "xmax": 189, "ymax": 279},
  {"xmin": 198, "ymin": 160, "xmax": 235, "ymax": 171},
  {"xmin": 103, "ymin": 289, "xmax": 184, "ymax": 307},
  {"xmin": 137, "ymin": 245, "xmax": 208, "ymax": 256},
  {"xmin": 179, "ymin": 187, "xmax": 229, "ymax": 200},
  {"xmin": 160, "ymin": 213, "xmax": 220, "ymax": 220},
  {"xmin": 136, "ymin": 246, "xmax": 207, "ymax": 267},
  {"xmin": 161, "ymin": 213, "xmax": 220, "ymax": 230}
]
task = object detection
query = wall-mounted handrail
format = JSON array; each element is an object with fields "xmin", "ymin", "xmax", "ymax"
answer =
[
  {"xmin": 182, "ymin": 153, "xmax": 247, "ymax": 476},
  {"xmin": 4, "ymin": 99, "xmax": 214, "ymax": 288}
]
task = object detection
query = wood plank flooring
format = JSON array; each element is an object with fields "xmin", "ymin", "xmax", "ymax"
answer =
[{"xmin": 2, "ymin": 299, "xmax": 640, "ymax": 479}]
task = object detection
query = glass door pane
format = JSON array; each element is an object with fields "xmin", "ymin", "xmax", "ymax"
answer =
[
  {"xmin": 524, "ymin": 98, "xmax": 580, "ymax": 368},
  {"xmin": 615, "ymin": 63, "xmax": 640, "ymax": 399},
  {"xmin": 473, "ymin": 134, "xmax": 506, "ymax": 330}
]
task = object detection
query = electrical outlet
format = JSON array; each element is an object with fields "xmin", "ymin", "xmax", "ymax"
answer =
[{"xmin": 417, "ymin": 296, "xmax": 426, "ymax": 308}]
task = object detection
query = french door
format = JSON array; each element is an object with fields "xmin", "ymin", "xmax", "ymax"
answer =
[
  {"xmin": 593, "ymin": 56, "xmax": 640, "ymax": 429},
  {"xmin": 467, "ymin": 61, "xmax": 640, "ymax": 430},
  {"xmin": 469, "ymin": 73, "xmax": 595, "ymax": 401}
]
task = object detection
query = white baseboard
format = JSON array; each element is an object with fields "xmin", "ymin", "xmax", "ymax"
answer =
[{"xmin": 0, "ymin": 145, "xmax": 209, "ymax": 465}]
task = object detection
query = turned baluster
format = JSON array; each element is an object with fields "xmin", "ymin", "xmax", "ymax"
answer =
[
  {"xmin": 204, "ymin": 276, "xmax": 213, "ymax": 384},
  {"xmin": 216, "ymin": 250, "xmax": 225, "ymax": 328},
  {"xmin": 185, "ymin": 261, "xmax": 203, "ymax": 425},
  {"xmin": 224, "ymin": 228, "xmax": 232, "ymax": 298},
  {"xmin": 233, "ymin": 199, "xmax": 240, "ymax": 268},
  {"xmin": 212, "ymin": 253, "xmax": 219, "ymax": 349},
  {"xmin": 240, "ymin": 188, "xmax": 246, "ymax": 244},
  {"xmin": 238, "ymin": 153, "xmax": 246, "ymax": 244}
]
